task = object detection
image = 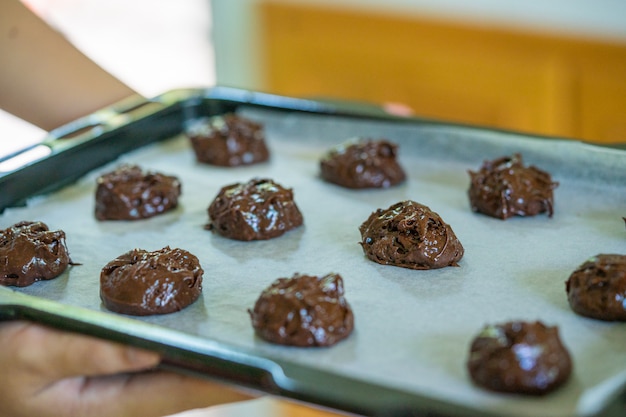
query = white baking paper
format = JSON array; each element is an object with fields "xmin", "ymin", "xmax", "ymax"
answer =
[{"xmin": 1, "ymin": 108, "xmax": 625, "ymax": 417}]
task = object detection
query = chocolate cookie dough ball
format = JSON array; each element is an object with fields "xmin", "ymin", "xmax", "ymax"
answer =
[
  {"xmin": 95, "ymin": 165, "xmax": 181, "ymax": 221},
  {"xmin": 249, "ymin": 273, "xmax": 354, "ymax": 347},
  {"xmin": 187, "ymin": 114, "xmax": 269, "ymax": 166},
  {"xmin": 468, "ymin": 153, "xmax": 558, "ymax": 220},
  {"xmin": 467, "ymin": 321, "xmax": 572, "ymax": 395},
  {"xmin": 359, "ymin": 200, "xmax": 464, "ymax": 270},
  {"xmin": 566, "ymin": 254, "xmax": 626, "ymax": 321},
  {"xmin": 320, "ymin": 138, "xmax": 406, "ymax": 188},
  {"xmin": 207, "ymin": 178, "xmax": 303, "ymax": 241},
  {"xmin": 100, "ymin": 246, "xmax": 203, "ymax": 316},
  {"xmin": 0, "ymin": 221, "xmax": 72, "ymax": 287}
]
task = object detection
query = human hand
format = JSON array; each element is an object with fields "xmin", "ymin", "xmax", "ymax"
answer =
[
  {"xmin": 382, "ymin": 102, "xmax": 414, "ymax": 117},
  {"xmin": 0, "ymin": 321, "xmax": 252, "ymax": 417}
]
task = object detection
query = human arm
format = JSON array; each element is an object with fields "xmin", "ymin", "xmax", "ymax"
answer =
[{"xmin": 0, "ymin": 1, "xmax": 137, "ymax": 130}]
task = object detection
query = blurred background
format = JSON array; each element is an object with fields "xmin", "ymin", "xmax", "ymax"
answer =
[
  {"xmin": 4, "ymin": 0, "xmax": 626, "ymax": 152},
  {"xmin": 214, "ymin": 0, "xmax": 626, "ymax": 144},
  {"xmin": 2, "ymin": 0, "xmax": 214, "ymax": 158},
  {"xmin": 2, "ymin": 0, "xmax": 626, "ymax": 414}
]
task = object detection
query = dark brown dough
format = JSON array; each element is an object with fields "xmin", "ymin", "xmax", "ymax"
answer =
[
  {"xmin": 468, "ymin": 153, "xmax": 558, "ymax": 220},
  {"xmin": 467, "ymin": 321, "xmax": 572, "ymax": 395},
  {"xmin": 207, "ymin": 178, "xmax": 303, "ymax": 241},
  {"xmin": 95, "ymin": 165, "xmax": 181, "ymax": 220},
  {"xmin": 0, "ymin": 221, "xmax": 72, "ymax": 287},
  {"xmin": 249, "ymin": 273, "xmax": 354, "ymax": 347},
  {"xmin": 100, "ymin": 246, "xmax": 203, "ymax": 316},
  {"xmin": 187, "ymin": 114, "xmax": 269, "ymax": 166},
  {"xmin": 320, "ymin": 138, "xmax": 406, "ymax": 188},
  {"xmin": 566, "ymin": 254, "xmax": 626, "ymax": 321},
  {"xmin": 359, "ymin": 200, "xmax": 464, "ymax": 270}
]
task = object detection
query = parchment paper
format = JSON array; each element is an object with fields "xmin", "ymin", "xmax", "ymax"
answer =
[{"xmin": 2, "ymin": 108, "xmax": 625, "ymax": 417}]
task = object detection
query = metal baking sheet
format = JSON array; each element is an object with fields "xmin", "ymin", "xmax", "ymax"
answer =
[{"xmin": 1, "ymin": 90, "xmax": 625, "ymax": 417}]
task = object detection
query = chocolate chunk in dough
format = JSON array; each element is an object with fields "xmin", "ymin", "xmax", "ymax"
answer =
[
  {"xmin": 249, "ymin": 273, "xmax": 354, "ymax": 347},
  {"xmin": 467, "ymin": 321, "xmax": 572, "ymax": 395},
  {"xmin": 207, "ymin": 178, "xmax": 303, "ymax": 241},
  {"xmin": 359, "ymin": 200, "xmax": 464, "ymax": 270},
  {"xmin": 320, "ymin": 138, "xmax": 406, "ymax": 188},
  {"xmin": 468, "ymin": 153, "xmax": 558, "ymax": 220},
  {"xmin": 566, "ymin": 254, "xmax": 626, "ymax": 321},
  {"xmin": 0, "ymin": 221, "xmax": 72, "ymax": 287},
  {"xmin": 95, "ymin": 165, "xmax": 181, "ymax": 221},
  {"xmin": 187, "ymin": 114, "xmax": 269, "ymax": 166},
  {"xmin": 100, "ymin": 246, "xmax": 203, "ymax": 316}
]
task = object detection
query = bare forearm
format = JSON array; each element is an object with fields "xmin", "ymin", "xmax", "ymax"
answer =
[{"xmin": 0, "ymin": 1, "xmax": 138, "ymax": 130}]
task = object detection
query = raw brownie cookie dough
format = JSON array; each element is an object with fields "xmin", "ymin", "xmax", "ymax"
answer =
[
  {"xmin": 95, "ymin": 165, "xmax": 181, "ymax": 220},
  {"xmin": 359, "ymin": 200, "xmax": 464, "ymax": 270},
  {"xmin": 468, "ymin": 153, "xmax": 558, "ymax": 220},
  {"xmin": 100, "ymin": 246, "xmax": 203, "ymax": 316},
  {"xmin": 320, "ymin": 138, "xmax": 406, "ymax": 188},
  {"xmin": 249, "ymin": 272, "xmax": 354, "ymax": 347},
  {"xmin": 0, "ymin": 221, "xmax": 72, "ymax": 287},
  {"xmin": 566, "ymin": 254, "xmax": 626, "ymax": 321},
  {"xmin": 187, "ymin": 114, "xmax": 269, "ymax": 166},
  {"xmin": 467, "ymin": 321, "xmax": 572, "ymax": 395},
  {"xmin": 207, "ymin": 178, "xmax": 303, "ymax": 241}
]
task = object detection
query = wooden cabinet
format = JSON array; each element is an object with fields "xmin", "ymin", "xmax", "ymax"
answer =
[{"xmin": 257, "ymin": 2, "xmax": 626, "ymax": 144}]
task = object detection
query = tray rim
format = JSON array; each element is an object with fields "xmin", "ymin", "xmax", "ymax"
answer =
[
  {"xmin": 1, "ymin": 86, "xmax": 625, "ymax": 417},
  {"xmin": 3, "ymin": 85, "xmax": 625, "ymax": 215},
  {"xmin": 0, "ymin": 287, "xmax": 498, "ymax": 417}
]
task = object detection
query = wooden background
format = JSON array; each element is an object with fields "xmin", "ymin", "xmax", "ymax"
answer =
[{"xmin": 257, "ymin": 2, "xmax": 626, "ymax": 144}]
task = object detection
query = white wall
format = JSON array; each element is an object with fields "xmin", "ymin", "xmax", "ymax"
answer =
[{"xmin": 211, "ymin": 0, "xmax": 626, "ymax": 90}]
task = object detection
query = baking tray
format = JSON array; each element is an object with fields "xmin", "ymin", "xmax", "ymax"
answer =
[{"xmin": 1, "ymin": 87, "xmax": 625, "ymax": 417}]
